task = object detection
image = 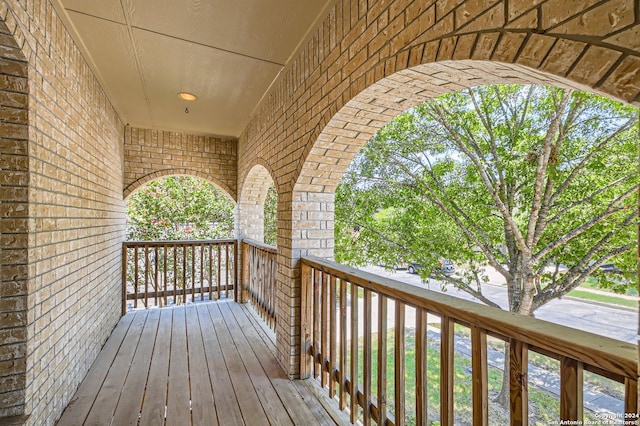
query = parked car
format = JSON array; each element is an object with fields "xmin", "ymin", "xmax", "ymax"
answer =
[
  {"xmin": 407, "ymin": 259, "xmax": 455, "ymax": 275},
  {"xmin": 378, "ymin": 260, "xmax": 407, "ymax": 270},
  {"xmin": 599, "ymin": 263, "xmax": 621, "ymax": 273}
]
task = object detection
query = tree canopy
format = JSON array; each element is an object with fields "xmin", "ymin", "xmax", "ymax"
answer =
[
  {"xmin": 126, "ymin": 176, "xmax": 235, "ymax": 241},
  {"xmin": 336, "ymin": 84, "xmax": 638, "ymax": 316}
]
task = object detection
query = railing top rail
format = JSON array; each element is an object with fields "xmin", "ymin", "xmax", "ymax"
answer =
[
  {"xmin": 242, "ymin": 238, "xmax": 277, "ymax": 254},
  {"xmin": 302, "ymin": 255, "xmax": 637, "ymax": 380},
  {"xmin": 123, "ymin": 238, "xmax": 237, "ymax": 247}
]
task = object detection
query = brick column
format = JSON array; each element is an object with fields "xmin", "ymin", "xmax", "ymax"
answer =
[
  {"xmin": 0, "ymin": 16, "xmax": 28, "ymax": 422},
  {"xmin": 274, "ymin": 190, "xmax": 334, "ymax": 377}
]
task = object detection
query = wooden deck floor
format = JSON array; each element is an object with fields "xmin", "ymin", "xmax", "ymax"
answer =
[{"xmin": 57, "ymin": 300, "xmax": 347, "ymax": 425}]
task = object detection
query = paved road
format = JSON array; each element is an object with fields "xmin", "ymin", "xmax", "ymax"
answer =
[{"xmin": 362, "ymin": 265, "xmax": 638, "ymax": 344}]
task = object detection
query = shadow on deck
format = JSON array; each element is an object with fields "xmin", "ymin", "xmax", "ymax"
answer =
[{"xmin": 57, "ymin": 300, "xmax": 348, "ymax": 425}]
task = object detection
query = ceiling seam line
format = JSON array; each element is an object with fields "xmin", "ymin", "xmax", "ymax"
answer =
[
  {"xmin": 119, "ymin": 0, "xmax": 155, "ymax": 126},
  {"xmin": 131, "ymin": 26, "xmax": 286, "ymax": 67}
]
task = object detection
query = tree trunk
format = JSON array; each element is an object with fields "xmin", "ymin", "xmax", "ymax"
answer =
[
  {"xmin": 494, "ymin": 274, "xmax": 535, "ymax": 407},
  {"xmin": 494, "ymin": 342, "xmax": 511, "ymax": 407}
]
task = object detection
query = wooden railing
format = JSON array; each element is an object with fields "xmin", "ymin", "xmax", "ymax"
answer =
[
  {"xmin": 122, "ymin": 239, "xmax": 237, "ymax": 314},
  {"xmin": 241, "ymin": 239, "xmax": 278, "ymax": 331},
  {"xmin": 301, "ymin": 255, "xmax": 638, "ymax": 426}
]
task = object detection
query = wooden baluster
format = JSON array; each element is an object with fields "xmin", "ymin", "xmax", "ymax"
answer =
[
  {"xmin": 395, "ymin": 302, "xmax": 406, "ymax": 426},
  {"xmin": 440, "ymin": 316, "xmax": 454, "ymax": 426},
  {"xmin": 190, "ymin": 244, "xmax": 196, "ymax": 303},
  {"xmin": 350, "ymin": 282, "xmax": 359, "ymax": 424},
  {"xmin": 217, "ymin": 244, "xmax": 221, "ymax": 301},
  {"xmin": 363, "ymin": 288, "xmax": 372, "ymax": 425},
  {"xmin": 260, "ymin": 248, "xmax": 265, "ymax": 318},
  {"xmin": 416, "ymin": 309, "xmax": 428, "ymax": 426},
  {"xmin": 208, "ymin": 243, "xmax": 213, "ymax": 302},
  {"xmin": 153, "ymin": 246, "xmax": 159, "ymax": 307},
  {"xmin": 329, "ymin": 275, "xmax": 337, "ymax": 400},
  {"xmin": 172, "ymin": 244, "xmax": 177, "ymax": 305},
  {"xmin": 144, "ymin": 245, "xmax": 149, "ymax": 307},
  {"xmin": 560, "ymin": 357, "xmax": 583, "ymax": 422},
  {"xmin": 472, "ymin": 326, "xmax": 488, "ymax": 426},
  {"xmin": 509, "ymin": 340, "xmax": 528, "ymax": 426},
  {"xmin": 313, "ymin": 269, "xmax": 321, "ymax": 379},
  {"xmin": 182, "ymin": 245, "xmax": 188, "ymax": 304},
  {"xmin": 339, "ymin": 279, "xmax": 347, "ymax": 411},
  {"xmin": 199, "ymin": 243, "xmax": 205, "ymax": 301},
  {"xmin": 163, "ymin": 246, "xmax": 168, "ymax": 307},
  {"xmin": 321, "ymin": 272, "xmax": 329, "ymax": 388},
  {"xmin": 377, "ymin": 295, "xmax": 388, "ymax": 425},
  {"xmin": 625, "ymin": 377, "xmax": 638, "ymax": 418},
  {"xmin": 133, "ymin": 246, "xmax": 139, "ymax": 309},
  {"xmin": 225, "ymin": 242, "xmax": 230, "ymax": 299}
]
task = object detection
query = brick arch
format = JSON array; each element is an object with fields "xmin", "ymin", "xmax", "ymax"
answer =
[
  {"xmin": 296, "ymin": 27, "xmax": 640, "ymax": 193},
  {"xmin": 123, "ymin": 168, "xmax": 236, "ymax": 202},
  {"xmin": 239, "ymin": 0, "xmax": 640, "ymax": 376},
  {"xmin": 124, "ymin": 127, "xmax": 238, "ymax": 201},
  {"xmin": 237, "ymin": 161, "xmax": 276, "ymax": 241},
  {"xmin": 295, "ymin": 58, "xmax": 606, "ymax": 193}
]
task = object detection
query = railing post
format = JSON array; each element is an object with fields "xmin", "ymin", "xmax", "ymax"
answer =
[
  {"xmin": 121, "ymin": 243, "xmax": 127, "ymax": 316},
  {"xmin": 240, "ymin": 240, "xmax": 249, "ymax": 303},
  {"xmin": 234, "ymin": 239, "xmax": 239, "ymax": 302},
  {"xmin": 300, "ymin": 260, "xmax": 313, "ymax": 379}
]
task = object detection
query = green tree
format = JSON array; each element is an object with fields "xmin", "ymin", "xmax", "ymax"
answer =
[
  {"xmin": 336, "ymin": 84, "xmax": 638, "ymax": 404},
  {"xmin": 338, "ymin": 85, "xmax": 638, "ymax": 311},
  {"xmin": 263, "ymin": 184, "xmax": 278, "ymax": 245},
  {"xmin": 126, "ymin": 176, "xmax": 235, "ymax": 240}
]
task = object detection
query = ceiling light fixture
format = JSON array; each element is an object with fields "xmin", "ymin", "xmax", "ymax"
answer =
[{"xmin": 178, "ymin": 92, "xmax": 197, "ymax": 101}]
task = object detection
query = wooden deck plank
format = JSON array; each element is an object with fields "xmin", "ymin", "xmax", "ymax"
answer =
[
  {"xmin": 219, "ymin": 302, "xmax": 294, "ymax": 425},
  {"xmin": 111, "ymin": 308, "xmax": 161, "ymax": 426},
  {"xmin": 58, "ymin": 302, "xmax": 347, "ymax": 426},
  {"xmin": 166, "ymin": 306, "xmax": 192, "ymax": 425},
  {"xmin": 195, "ymin": 303, "xmax": 244, "ymax": 425},
  {"xmin": 185, "ymin": 304, "xmax": 219, "ymax": 425},
  {"xmin": 205, "ymin": 302, "xmax": 268, "ymax": 423},
  {"xmin": 230, "ymin": 302, "xmax": 329, "ymax": 425},
  {"xmin": 57, "ymin": 313, "xmax": 135, "ymax": 425},
  {"xmin": 138, "ymin": 307, "xmax": 173, "ymax": 426},
  {"xmin": 83, "ymin": 310, "xmax": 149, "ymax": 425}
]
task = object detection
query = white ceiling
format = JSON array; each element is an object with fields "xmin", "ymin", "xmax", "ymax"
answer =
[{"xmin": 52, "ymin": 0, "xmax": 334, "ymax": 137}]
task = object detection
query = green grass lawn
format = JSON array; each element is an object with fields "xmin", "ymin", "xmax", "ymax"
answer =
[
  {"xmin": 344, "ymin": 328, "xmax": 605, "ymax": 425},
  {"xmin": 567, "ymin": 289, "xmax": 637, "ymax": 308}
]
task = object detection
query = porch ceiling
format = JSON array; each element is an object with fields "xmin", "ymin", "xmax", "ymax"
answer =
[{"xmin": 51, "ymin": 0, "xmax": 334, "ymax": 137}]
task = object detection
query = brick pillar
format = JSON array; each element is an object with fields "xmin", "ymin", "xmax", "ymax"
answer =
[
  {"xmin": 0, "ymin": 17, "xmax": 29, "ymax": 422},
  {"xmin": 275, "ymin": 190, "xmax": 334, "ymax": 377}
]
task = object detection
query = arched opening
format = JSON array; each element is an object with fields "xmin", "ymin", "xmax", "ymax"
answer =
[
  {"xmin": 237, "ymin": 163, "xmax": 277, "ymax": 243},
  {"xmin": 123, "ymin": 175, "xmax": 237, "ymax": 310},
  {"xmin": 125, "ymin": 175, "xmax": 235, "ymax": 241},
  {"xmin": 293, "ymin": 61, "xmax": 638, "ymax": 422},
  {"xmin": 333, "ymin": 83, "xmax": 638, "ymax": 423}
]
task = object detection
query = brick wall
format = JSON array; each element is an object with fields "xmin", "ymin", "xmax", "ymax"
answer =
[
  {"xmin": 124, "ymin": 126, "xmax": 237, "ymax": 201},
  {"xmin": 237, "ymin": 0, "xmax": 640, "ymax": 375},
  {"xmin": 0, "ymin": 13, "xmax": 28, "ymax": 421},
  {"xmin": 0, "ymin": 1, "xmax": 126, "ymax": 424}
]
